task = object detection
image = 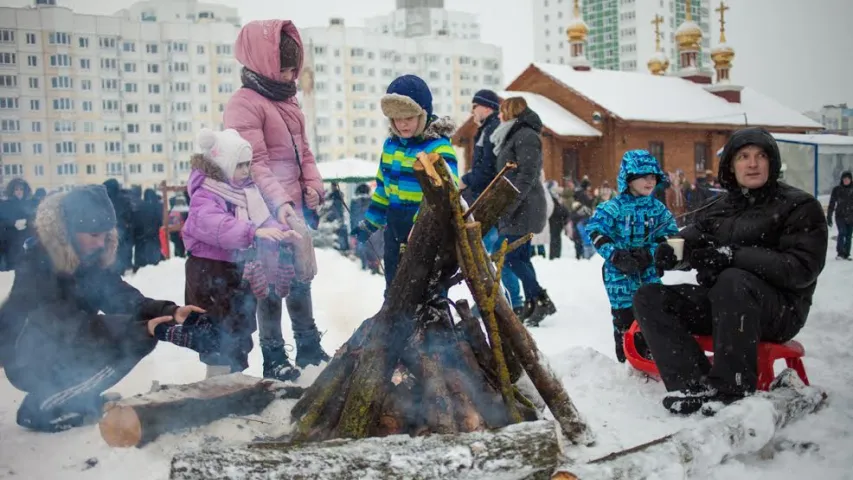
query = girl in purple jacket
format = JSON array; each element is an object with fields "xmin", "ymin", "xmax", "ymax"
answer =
[{"xmin": 182, "ymin": 129, "xmax": 302, "ymax": 380}]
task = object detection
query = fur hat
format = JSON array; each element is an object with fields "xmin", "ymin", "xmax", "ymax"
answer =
[
  {"xmin": 472, "ymin": 89, "xmax": 500, "ymax": 110},
  {"xmin": 196, "ymin": 128, "xmax": 252, "ymax": 179},
  {"xmin": 382, "ymin": 74, "xmax": 434, "ymax": 138},
  {"xmin": 279, "ymin": 32, "xmax": 301, "ymax": 70}
]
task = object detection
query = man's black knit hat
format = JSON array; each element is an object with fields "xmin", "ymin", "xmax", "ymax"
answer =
[{"xmin": 61, "ymin": 185, "xmax": 117, "ymax": 234}]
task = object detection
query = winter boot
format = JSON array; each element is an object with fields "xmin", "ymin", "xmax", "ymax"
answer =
[
  {"xmin": 662, "ymin": 385, "xmax": 717, "ymax": 415},
  {"xmin": 524, "ymin": 291, "xmax": 557, "ymax": 327},
  {"xmin": 512, "ymin": 305, "xmax": 526, "ymax": 318},
  {"xmin": 261, "ymin": 343, "xmax": 301, "ymax": 382},
  {"xmin": 613, "ymin": 328, "xmax": 627, "ymax": 363},
  {"xmin": 294, "ymin": 328, "xmax": 331, "ymax": 368}
]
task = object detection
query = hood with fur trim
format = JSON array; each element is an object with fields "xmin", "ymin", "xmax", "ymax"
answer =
[
  {"xmin": 34, "ymin": 191, "xmax": 118, "ymax": 274},
  {"xmin": 387, "ymin": 115, "xmax": 456, "ymax": 142}
]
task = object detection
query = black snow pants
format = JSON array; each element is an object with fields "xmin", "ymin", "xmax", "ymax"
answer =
[
  {"xmin": 5, "ymin": 312, "xmax": 156, "ymax": 432},
  {"xmin": 632, "ymin": 268, "xmax": 805, "ymax": 395}
]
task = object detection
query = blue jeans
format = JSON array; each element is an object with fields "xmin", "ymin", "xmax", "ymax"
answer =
[
  {"xmin": 499, "ymin": 234, "xmax": 543, "ymax": 301},
  {"xmin": 485, "ymin": 229, "xmax": 523, "ymax": 308},
  {"xmin": 837, "ymin": 219, "xmax": 853, "ymax": 258}
]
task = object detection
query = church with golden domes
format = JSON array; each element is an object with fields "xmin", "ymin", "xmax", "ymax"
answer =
[{"xmin": 453, "ymin": 0, "xmax": 822, "ymax": 189}]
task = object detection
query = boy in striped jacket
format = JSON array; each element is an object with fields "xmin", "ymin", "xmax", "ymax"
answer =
[{"xmin": 353, "ymin": 74, "xmax": 458, "ymax": 289}]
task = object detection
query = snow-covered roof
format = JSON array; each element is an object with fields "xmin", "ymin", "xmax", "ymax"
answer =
[
  {"xmin": 316, "ymin": 158, "xmax": 379, "ymax": 183},
  {"xmin": 496, "ymin": 90, "xmax": 601, "ymax": 137},
  {"xmin": 531, "ymin": 63, "xmax": 823, "ymax": 130},
  {"xmin": 772, "ymin": 133, "xmax": 853, "ymax": 155}
]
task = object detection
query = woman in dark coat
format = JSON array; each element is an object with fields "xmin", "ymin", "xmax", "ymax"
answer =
[
  {"xmin": 2, "ymin": 178, "xmax": 36, "ymax": 269},
  {"xmin": 490, "ymin": 97, "xmax": 557, "ymax": 327},
  {"xmin": 133, "ymin": 189, "xmax": 163, "ymax": 271}
]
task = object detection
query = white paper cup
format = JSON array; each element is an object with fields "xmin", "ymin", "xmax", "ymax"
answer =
[{"xmin": 666, "ymin": 238, "xmax": 684, "ymax": 260}]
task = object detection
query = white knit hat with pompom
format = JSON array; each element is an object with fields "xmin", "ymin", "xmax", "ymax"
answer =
[{"xmin": 196, "ymin": 128, "xmax": 252, "ymax": 178}]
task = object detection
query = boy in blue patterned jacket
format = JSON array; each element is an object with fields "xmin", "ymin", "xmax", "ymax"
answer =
[
  {"xmin": 586, "ymin": 150, "xmax": 678, "ymax": 363},
  {"xmin": 352, "ymin": 74, "xmax": 458, "ymax": 289}
]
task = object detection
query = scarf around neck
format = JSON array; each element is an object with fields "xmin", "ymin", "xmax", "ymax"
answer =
[
  {"xmin": 200, "ymin": 178, "xmax": 272, "ymax": 226},
  {"xmin": 490, "ymin": 118, "xmax": 518, "ymax": 155},
  {"xmin": 241, "ymin": 67, "xmax": 297, "ymax": 102}
]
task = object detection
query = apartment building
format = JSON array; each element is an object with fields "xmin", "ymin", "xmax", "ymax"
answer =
[
  {"xmin": 0, "ymin": 0, "xmax": 241, "ymax": 192},
  {"xmin": 299, "ymin": 17, "xmax": 503, "ymax": 164},
  {"xmin": 533, "ymin": 0, "xmax": 711, "ymax": 72},
  {"xmin": 365, "ymin": 0, "xmax": 481, "ymax": 40}
]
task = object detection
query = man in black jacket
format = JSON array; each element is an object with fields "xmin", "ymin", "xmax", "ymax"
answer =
[
  {"xmin": 636, "ymin": 127, "xmax": 828, "ymax": 415},
  {"xmin": 460, "ymin": 89, "xmax": 502, "ymax": 203},
  {"xmin": 827, "ymin": 171, "xmax": 853, "ymax": 260},
  {"xmin": 0, "ymin": 186, "xmax": 204, "ymax": 432}
]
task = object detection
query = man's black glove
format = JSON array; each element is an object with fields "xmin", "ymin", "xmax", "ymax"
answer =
[
  {"xmin": 630, "ymin": 247, "xmax": 653, "ymax": 271},
  {"xmin": 688, "ymin": 245, "xmax": 735, "ymax": 273},
  {"xmin": 654, "ymin": 243, "xmax": 678, "ymax": 274},
  {"xmin": 351, "ymin": 220, "xmax": 375, "ymax": 243},
  {"xmin": 611, "ymin": 249, "xmax": 641, "ymax": 275}
]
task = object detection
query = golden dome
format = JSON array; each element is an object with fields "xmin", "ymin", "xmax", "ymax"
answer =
[
  {"xmin": 566, "ymin": 18, "xmax": 589, "ymax": 42},
  {"xmin": 711, "ymin": 43, "xmax": 734, "ymax": 67},
  {"xmin": 675, "ymin": 20, "xmax": 702, "ymax": 51},
  {"xmin": 647, "ymin": 51, "xmax": 670, "ymax": 76}
]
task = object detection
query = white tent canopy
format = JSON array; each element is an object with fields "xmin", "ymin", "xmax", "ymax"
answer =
[
  {"xmin": 316, "ymin": 158, "xmax": 379, "ymax": 184},
  {"xmin": 771, "ymin": 134, "xmax": 853, "ymax": 200}
]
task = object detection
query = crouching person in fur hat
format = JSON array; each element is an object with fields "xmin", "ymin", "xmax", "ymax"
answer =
[
  {"xmin": 352, "ymin": 74, "xmax": 459, "ymax": 289},
  {"xmin": 0, "ymin": 185, "xmax": 208, "ymax": 432}
]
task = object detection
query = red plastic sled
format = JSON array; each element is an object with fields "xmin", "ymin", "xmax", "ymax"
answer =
[{"xmin": 624, "ymin": 321, "xmax": 809, "ymax": 391}]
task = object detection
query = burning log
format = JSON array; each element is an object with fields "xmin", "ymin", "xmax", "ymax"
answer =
[
  {"xmin": 552, "ymin": 370, "xmax": 827, "ymax": 480},
  {"xmin": 283, "ymin": 152, "xmax": 589, "ymax": 447},
  {"xmin": 99, "ymin": 374, "xmax": 279, "ymax": 448},
  {"xmin": 169, "ymin": 419, "xmax": 564, "ymax": 480}
]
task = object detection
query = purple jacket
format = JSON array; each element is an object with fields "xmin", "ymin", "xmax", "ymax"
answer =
[{"xmin": 182, "ymin": 169, "xmax": 257, "ymax": 263}]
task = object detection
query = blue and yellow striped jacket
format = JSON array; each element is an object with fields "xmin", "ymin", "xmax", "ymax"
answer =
[{"xmin": 365, "ymin": 119, "xmax": 458, "ymax": 229}]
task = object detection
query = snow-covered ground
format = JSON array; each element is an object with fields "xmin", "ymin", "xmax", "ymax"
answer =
[{"xmin": 1, "ymin": 243, "xmax": 851, "ymax": 479}]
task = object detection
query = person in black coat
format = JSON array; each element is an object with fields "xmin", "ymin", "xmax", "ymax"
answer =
[
  {"xmin": 638, "ymin": 127, "xmax": 828, "ymax": 415},
  {"xmin": 548, "ymin": 187, "xmax": 570, "ymax": 260},
  {"xmin": 0, "ymin": 186, "xmax": 206, "ymax": 432},
  {"xmin": 102, "ymin": 179, "xmax": 134, "ymax": 274},
  {"xmin": 1, "ymin": 178, "xmax": 36, "ymax": 270},
  {"xmin": 132, "ymin": 188, "xmax": 163, "ymax": 271},
  {"xmin": 460, "ymin": 89, "xmax": 502, "ymax": 204},
  {"xmin": 827, "ymin": 171, "xmax": 853, "ymax": 260},
  {"xmin": 349, "ymin": 183, "xmax": 373, "ymax": 270}
]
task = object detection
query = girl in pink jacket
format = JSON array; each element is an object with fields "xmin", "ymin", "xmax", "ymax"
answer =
[
  {"xmin": 182, "ymin": 128, "xmax": 301, "ymax": 381},
  {"xmin": 224, "ymin": 19, "xmax": 329, "ymax": 371}
]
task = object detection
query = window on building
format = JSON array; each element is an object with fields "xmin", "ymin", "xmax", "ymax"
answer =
[
  {"xmin": 0, "ymin": 53, "xmax": 16, "ymax": 66},
  {"xmin": 27, "ymin": 55, "xmax": 37, "ymax": 67},
  {"xmin": 126, "ymin": 123, "xmax": 139, "ymax": 134},
  {"xmin": 86, "ymin": 165, "xmax": 96, "ymax": 175},
  {"xmin": 126, "ymin": 103, "xmax": 138, "ymax": 114},
  {"xmin": 78, "ymin": 37, "xmax": 89, "ymax": 48},
  {"xmin": 197, "ymin": 45, "xmax": 205, "ymax": 55},
  {"xmin": 102, "ymin": 100, "xmax": 119, "ymax": 112},
  {"xmin": 48, "ymin": 32, "xmax": 71, "ymax": 45},
  {"xmin": 123, "ymin": 62, "xmax": 137, "ymax": 73},
  {"xmin": 99, "ymin": 37, "xmax": 116, "ymax": 49},
  {"xmin": 127, "ymin": 144, "xmax": 141, "ymax": 154},
  {"xmin": 55, "ymin": 141, "xmax": 76, "ymax": 155},
  {"xmin": 29, "ymin": 99, "xmax": 39, "ymax": 110},
  {"xmin": 57, "ymin": 164, "xmax": 79, "ymax": 176},
  {"xmin": 50, "ymin": 54, "xmax": 71, "ymax": 67},
  {"xmin": 100, "ymin": 58, "xmax": 117, "ymax": 70},
  {"xmin": 83, "ymin": 121, "xmax": 93, "ymax": 133},
  {"xmin": 102, "ymin": 79, "xmax": 119, "ymax": 90},
  {"xmin": 151, "ymin": 144, "xmax": 163, "ymax": 153},
  {"xmin": 80, "ymin": 58, "xmax": 91, "ymax": 69},
  {"xmin": 0, "ymin": 75, "xmax": 16, "ymax": 88},
  {"xmin": 52, "ymin": 98, "xmax": 74, "ymax": 111},
  {"xmin": 104, "ymin": 142, "xmax": 122, "ymax": 154},
  {"xmin": 0, "ymin": 119, "xmax": 19, "ymax": 132},
  {"xmin": 31, "ymin": 121, "xmax": 41, "ymax": 132},
  {"xmin": 26, "ymin": 33, "xmax": 36, "ymax": 45},
  {"xmin": 146, "ymin": 43, "xmax": 158, "ymax": 54},
  {"xmin": 147, "ymin": 63, "xmax": 159, "ymax": 74},
  {"xmin": 648, "ymin": 141, "xmax": 665, "ymax": 169},
  {"xmin": 34, "ymin": 164, "xmax": 45, "ymax": 176},
  {"xmin": 53, "ymin": 120, "xmax": 75, "ymax": 132},
  {"xmin": 694, "ymin": 142, "xmax": 709, "ymax": 175},
  {"xmin": 50, "ymin": 76, "xmax": 72, "ymax": 89},
  {"xmin": 122, "ymin": 41, "xmax": 135, "ymax": 52},
  {"xmin": 150, "ymin": 104, "xmax": 161, "ymax": 114},
  {"xmin": 150, "ymin": 124, "xmax": 162, "ymax": 133},
  {"xmin": 84, "ymin": 143, "xmax": 95, "ymax": 154},
  {"xmin": 152, "ymin": 163, "xmax": 165, "ymax": 173},
  {"xmin": 124, "ymin": 82, "xmax": 138, "ymax": 93},
  {"xmin": 82, "ymin": 101, "xmax": 92, "ymax": 112}
]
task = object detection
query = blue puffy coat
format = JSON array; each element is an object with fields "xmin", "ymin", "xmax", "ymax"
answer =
[{"xmin": 586, "ymin": 150, "xmax": 679, "ymax": 309}]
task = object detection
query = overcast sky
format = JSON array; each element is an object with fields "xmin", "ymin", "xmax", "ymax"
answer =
[{"xmin": 2, "ymin": 0, "xmax": 850, "ymax": 112}]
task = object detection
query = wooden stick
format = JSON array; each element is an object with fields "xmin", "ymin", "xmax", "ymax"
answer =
[
  {"xmin": 414, "ymin": 151, "xmax": 443, "ymax": 187},
  {"xmin": 490, "ymin": 233, "xmax": 534, "ymax": 262},
  {"xmin": 463, "ymin": 162, "xmax": 517, "ymax": 218}
]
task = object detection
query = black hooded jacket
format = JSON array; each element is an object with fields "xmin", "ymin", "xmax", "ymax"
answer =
[
  {"xmin": 681, "ymin": 127, "xmax": 828, "ymax": 324},
  {"xmin": 828, "ymin": 171, "xmax": 853, "ymax": 224}
]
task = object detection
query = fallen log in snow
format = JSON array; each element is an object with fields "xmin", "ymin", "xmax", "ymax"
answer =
[
  {"xmin": 551, "ymin": 369, "xmax": 827, "ymax": 480},
  {"xmin": 170, "ymin": 419, "xmax": 564, "ymax": 480},
  {"xmin": 99, "ymin": 374, "xmax": 284, "ymax": 448}
]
